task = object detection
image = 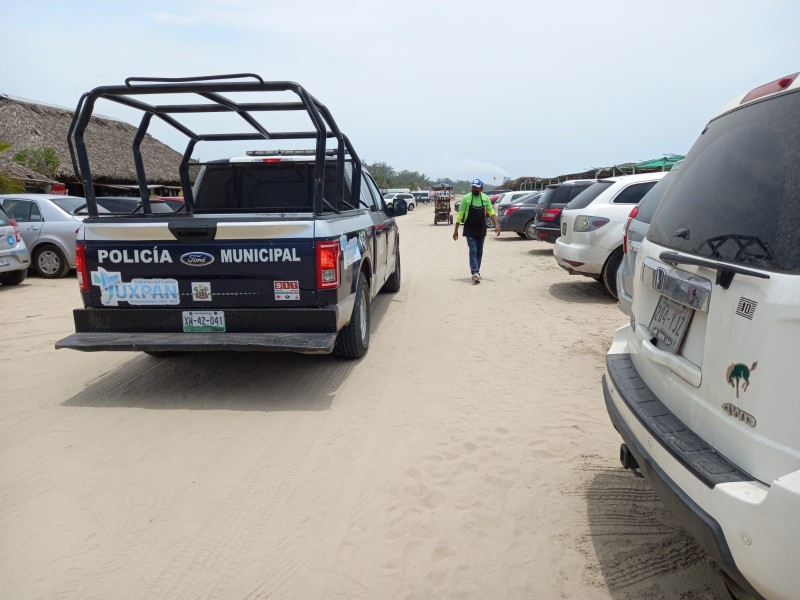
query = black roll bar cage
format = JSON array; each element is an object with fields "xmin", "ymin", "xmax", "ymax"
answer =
[{"xmin": 67, "ymin": 73, "xmax": 363, "ymax": 217}]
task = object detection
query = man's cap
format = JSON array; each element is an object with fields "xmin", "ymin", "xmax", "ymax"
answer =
[{"xmin": 471, "ymin": 178, "xmax": 483, "ymax": 188}]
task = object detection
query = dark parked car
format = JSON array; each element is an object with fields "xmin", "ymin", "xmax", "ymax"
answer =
[
  {"xmin": 497, "ymin": 192, "xmax": 543, "ymax": 238},
  {"xmin": 531, "ymin": 180, "xmax": 596, "ymax": 243}
]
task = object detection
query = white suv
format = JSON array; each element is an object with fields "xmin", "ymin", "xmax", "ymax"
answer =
[
  {"xmin": 603, "ymin": 71, "xmax": 800, "ymax": 600},
  {"xmin": 554, "ymin": 172, "xmax": 667, "ymax": 298}
]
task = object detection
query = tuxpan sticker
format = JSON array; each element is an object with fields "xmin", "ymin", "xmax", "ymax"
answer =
[
  {"xmin": 192, "ymin": 282, "xmax": 212, "ymax": 301},
  {"xmin": 181, "ymin": 252, "xmax": 215, "ymax": 267},
  {"xmin": 6, "ymin": 235, "xmax": 14, "ymax": 246},
  {"xmin": 91, "ymin": 267, "xmax": 179, "ymax": 306},
  {"xmin": 274, "ymin": 280, "xmax": 300, "ymax": 301},
  {"xmin": 343, "ymin": 237, "xmax": 362, "ymax": 266}
]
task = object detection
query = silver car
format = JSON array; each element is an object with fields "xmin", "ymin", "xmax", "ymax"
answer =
[
  {"xmin": 616, "ymin": 165, "xmax": 680, "ymax": 315},
  {"xmin": 0, "ymin": 194, "xmax": 88, "ymax": 278},
  {"xmin": 0, "ymin": 204, "xmax": 31, "ymax": 285}
]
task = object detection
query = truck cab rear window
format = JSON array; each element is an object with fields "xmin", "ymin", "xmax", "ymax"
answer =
[{"xmin": 193, "ymin": 162, "xmax": 353, "ymax": 213}]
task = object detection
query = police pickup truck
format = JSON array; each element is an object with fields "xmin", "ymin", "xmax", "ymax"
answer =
[{"xmin": 55, "ymin": 74, "xmax": 405, "ymax": 359}]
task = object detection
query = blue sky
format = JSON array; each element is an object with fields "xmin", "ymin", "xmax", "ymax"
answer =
[{"xmin": 3, "ymin": 0, "xmax": 799, "ymax": 183}]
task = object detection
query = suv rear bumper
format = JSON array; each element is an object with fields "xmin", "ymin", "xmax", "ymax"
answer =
[
  {"xmin": 604, "ymin": 328, "xmax": 800, "ymax": 600},
  {"xmin": 534, "ymin": 223, "xmax": 560, "ymax": 243},
  {"xmin": 56, "ymin": 306, "xmax": 340, "ymax": 353}
]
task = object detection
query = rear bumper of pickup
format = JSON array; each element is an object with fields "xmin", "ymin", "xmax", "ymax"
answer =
[{"xmin": 56, "ymin": 306, "xmax": 339, "ymax": 353}]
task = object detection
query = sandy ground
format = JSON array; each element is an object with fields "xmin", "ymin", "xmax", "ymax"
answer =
[{"xmin": 0, "ymin": 205, "xmax": 730, "ymax": 600}]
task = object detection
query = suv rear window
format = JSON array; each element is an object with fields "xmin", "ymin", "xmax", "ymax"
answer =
[
  {"xmin": 648, "ymin": 89, "xmax": 800, "ymax": 272},
  {"xmin": 0, "ymin": 207, "xmax": 9, "ymax": 226},
  {"xmin": 635, "ymin": 169, "xmax": 678, "ymax": 225},
  {"xmin": 193, "ymin": 161, "xmax": 353, "ymax": 213},
  {"xmin": 566, "ymin": 181, "xmax": 613, "ymax": 210}
]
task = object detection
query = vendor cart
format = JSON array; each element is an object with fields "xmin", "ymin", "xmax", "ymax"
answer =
[{"xmin": 431, "ymin": 183, "xmax": 454, "ymax": 225}]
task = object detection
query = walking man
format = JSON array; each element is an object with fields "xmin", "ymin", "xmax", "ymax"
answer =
[{"xmin": 452, "ymin": 179, "xmax": 500, "ymax": 284}]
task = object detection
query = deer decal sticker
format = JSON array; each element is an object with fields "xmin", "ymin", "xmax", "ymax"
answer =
[{"xmin": 726, "ymin": 361, "xmax": 758, "ymax": 399}]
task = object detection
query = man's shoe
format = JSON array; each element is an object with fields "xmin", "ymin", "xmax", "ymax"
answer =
[{"xmin": 472, "ymin": 274, "xmax": 480, "ymax": 284}]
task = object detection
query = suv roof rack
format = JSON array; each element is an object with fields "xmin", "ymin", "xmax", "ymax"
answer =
[{"xmin": 67, "ymin": 73, "xmax": 362, "ymax": 216}]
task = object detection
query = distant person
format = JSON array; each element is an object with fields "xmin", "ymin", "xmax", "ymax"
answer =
[{"xmin": 452, "ymin": 179, "xmax": 499, "ymax": 284}]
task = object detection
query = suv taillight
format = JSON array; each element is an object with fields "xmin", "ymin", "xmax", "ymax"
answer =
[
  {"xmin": 541, "ymin": 208, "xmax": 562, "ymax": 222},
  {"xmin": 76, "ymin": 241, "xmax": 90, "ymax": 292},
  {"xmin": 8, "ymin": 218, "xmax": 21, "ymax": 243},
  {"xmin": 316, "ymin": 240, "xmax": 341, "ymax": 289},
  {"xmin": 622, "ymin": 206, "xmax": 639, "ymax": 254}
]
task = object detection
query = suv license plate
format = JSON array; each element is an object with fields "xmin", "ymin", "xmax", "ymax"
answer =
[
  {"xmin": 182, "ymin": 310, "xmax": 225, "ymax": 333},
  {"xmin": 648, "ymin": 296, "xmax": 693, "ymax": 353},
  {"xmin": 0, "ymin": 257, "xmax": 9, "ymax": 267}
]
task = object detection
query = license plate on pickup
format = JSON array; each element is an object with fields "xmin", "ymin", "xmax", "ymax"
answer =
[
  {"xmin": 182, "ymin": 311, "xmax": 225, "ymax": 333},
  {"xmin": 648, "ymin": 296, "xmax": 693, "ymax": 352}
]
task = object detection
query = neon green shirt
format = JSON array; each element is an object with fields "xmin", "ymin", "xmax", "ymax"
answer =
[{"xmin": 456, "ymin": 192, "xmax": 495, "ymax": 224}]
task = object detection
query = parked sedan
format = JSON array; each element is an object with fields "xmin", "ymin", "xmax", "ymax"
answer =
[
  {"xmin": 0, "ymin": 194, "xmax": 89, "ymax": 278},
  {"xmin": 553, "ymin": 172, "xmax": 666, "ymax": 298},
  {"xmin": 497, "ymin": 192, "xmax": 543, "ymax": 238},
  {"xmin": 0, "ymin": 204, "xmax": 31, "ymax": 286},
  {"xmin": 495, "ymin": 191, "xmax": 538, "ymax": 217}
]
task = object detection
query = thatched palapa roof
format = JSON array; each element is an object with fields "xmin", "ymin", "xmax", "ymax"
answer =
[{"xmin": 0, "ymin": 94, "xmax": 184, "ymax": 186}]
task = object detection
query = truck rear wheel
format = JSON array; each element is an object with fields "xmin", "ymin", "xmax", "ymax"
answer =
[
  {"xmin": 334, "ymin": 272, "xmax": 370, "ymax": 359},
  {"xmin": 381, "ymin": 247, "xmax": 401, "ymax": 293}
]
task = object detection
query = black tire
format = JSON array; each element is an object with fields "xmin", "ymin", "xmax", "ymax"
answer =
[
  {"xmin": 523, "ymin": 220, "xmax": 537, "ymax": 240},
  {"xmin": 602, "ymin": 247, "xmax": 624, "ymax": 299},
  {"xmin": 516, "ymin": 232, "xmax": 526, "ymax": 238},
  {"xmin": 408, "ymin": 202, "xmax": 415, "ymax": 211},
  {"xmin": 334, "ymin": 272, "xmax": 370, "ymax": 359},
  {"xmin": 33, "ymin": 245, "xmax": 70, "ymax": 278},
  {"xmin": 381, "ymin": 247, "xmax": 401, "ymax": 293},
  {"xmin": 0, "ymin": 268, "xmax": 27, "ymax": 286}
]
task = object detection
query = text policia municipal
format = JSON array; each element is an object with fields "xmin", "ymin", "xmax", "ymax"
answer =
[{"xmin": 97, "ymin": 248, "xmax": 302, "ymax": 264}]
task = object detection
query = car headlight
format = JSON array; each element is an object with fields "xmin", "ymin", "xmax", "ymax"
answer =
[{"xmin": 574, "ymin": 216, "xmax": 610, "ymax": 232}]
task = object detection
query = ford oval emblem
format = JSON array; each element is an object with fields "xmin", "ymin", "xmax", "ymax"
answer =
[{"xmin": 180, "ymin": 252, "xmax": 215, "ymax": 267}]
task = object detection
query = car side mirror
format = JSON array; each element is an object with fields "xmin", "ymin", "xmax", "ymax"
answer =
[{"xmin": 388, "ymin": 198, "xmax": 408, "ymax": 217}]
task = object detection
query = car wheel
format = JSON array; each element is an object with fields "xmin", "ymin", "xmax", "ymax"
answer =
[
  {"xmin": 516, "ymin": 232, "xmax": 526, "ymax": 238},
  {"xmin": 33, "ymin": 245, "xmax": 70, "ymax": 278},
  {"xmin": 334, "ymin": 271, "xmax": 370, "ymax": 359},
  {"xmin": 524, "ymin": 220, "xmax": 537, "ymax": 240},
  {"xmin": 0, "ymin": 268, "xmax": 27, "ymax": 286},
  {"xmin": 381, "ymin": 246, "xmax": 401, "ymax": 293},
  {"xmin": 408, "ymin": 202, "xmax": 415, "ymax": 211},
  {"xmin": 602, "ymin": 247, "xmax": 624, "ymax": 299}
]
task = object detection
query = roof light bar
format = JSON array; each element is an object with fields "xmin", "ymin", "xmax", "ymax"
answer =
[{"xmin": 246, "ymin": 149, "xmax": 340, "ymax": 156}]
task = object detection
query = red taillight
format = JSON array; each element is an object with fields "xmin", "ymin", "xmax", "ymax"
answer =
[
  {"xmin": 9, "ymin": 218, "xmax": 21, "ymax": 242},
  {"xmin": 740, "ymin": 72, "xmax": 799, "ymax": 104},
  {"xmin": 316, "ymin": 240, "xmax": 341, "ymax": 289},
  {"xmin": 540, "ymin": 207, "xmax": 562, "ymax": 222},
  {"xmin": 622, "ymin": 206, "xmax": 638, "ymax": 255},
  {"xmin": 76, "ymin": 242, "xmax": 90, "ymax": 292},
  {"xmin": 505, "ymin": 206, "xmax": 521, "ymax": 216},
  {"xmin": 262, "ymin": 158, "xmax": 282, "ymax": 163}
]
